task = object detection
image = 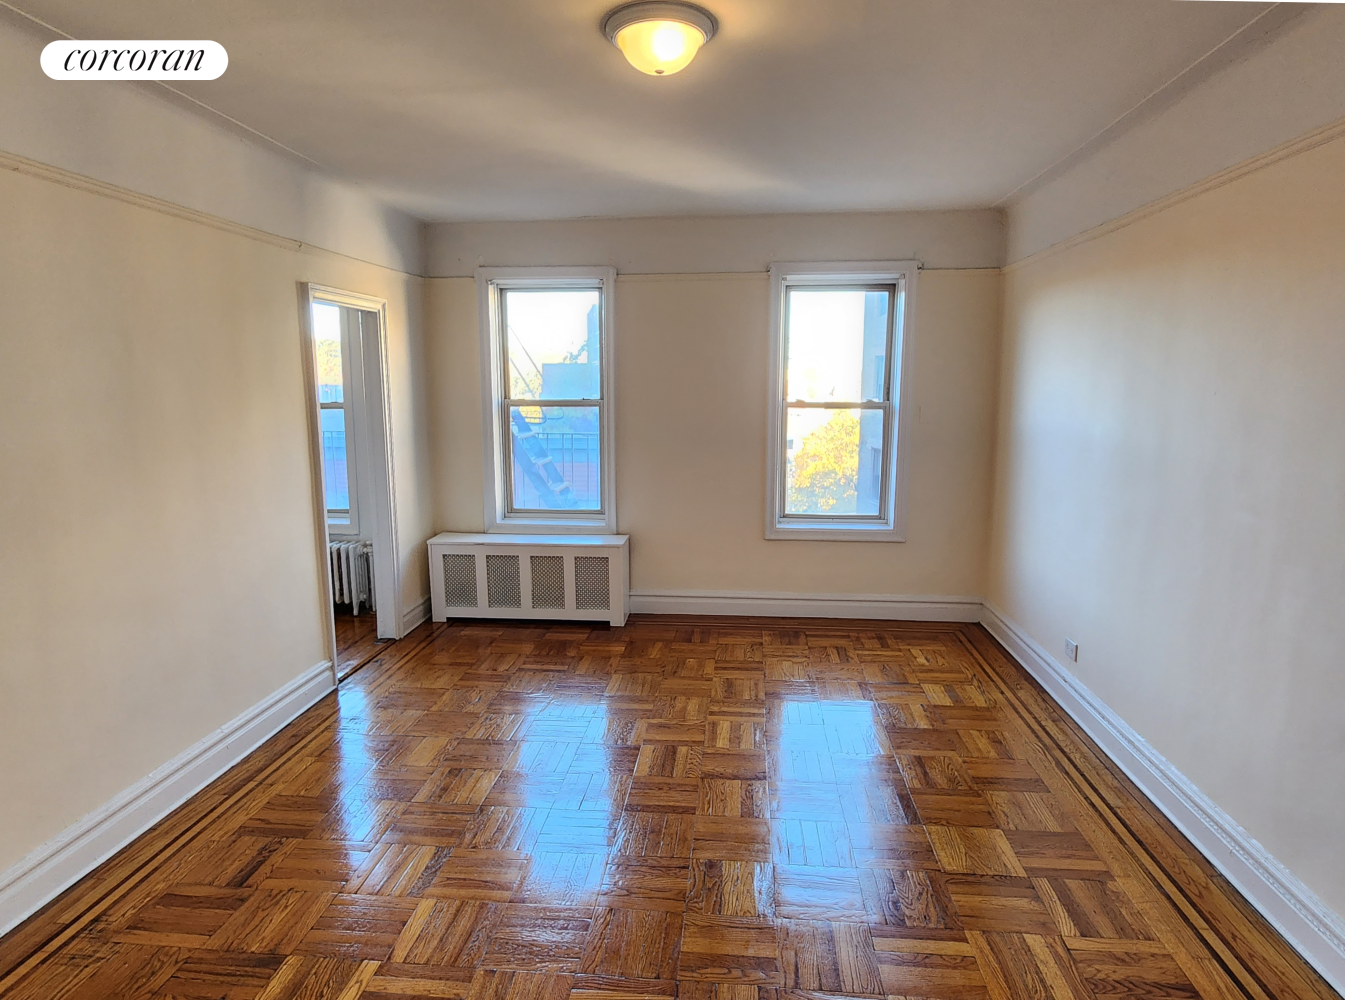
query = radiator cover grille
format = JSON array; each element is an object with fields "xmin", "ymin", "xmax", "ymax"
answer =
[
  {"xmin": 574, "ymin": 556, "xmax": 611, "ymax": 610},
  {"xmin": 530, "ymin": 555, "xmax": 566, "ymax": 609},
  {"xmin": 486, "ymin": 554, "xmax": 522, "ymax": 608},
  {"xmin": 443, "ymin": 553, "xmax": 478, "ymax": 607}
]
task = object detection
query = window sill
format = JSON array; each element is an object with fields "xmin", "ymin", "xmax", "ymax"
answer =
[
  {"xmin": 488, "ymin": 516, "xmax": 614, "ymax": 534},
  {"xmin": 765, "ymin": 521, "xmax": 905, "ymax": 542}
]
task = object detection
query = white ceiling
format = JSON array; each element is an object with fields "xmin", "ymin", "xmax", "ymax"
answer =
[{"xmin": 15, "ymin": 0, "xmax": 1272, "ymax": 221}]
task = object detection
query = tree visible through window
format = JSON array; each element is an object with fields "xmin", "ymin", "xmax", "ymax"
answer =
[{"xmin": 789, "ymin": 408, "xmax": 860, "ymax": 513}]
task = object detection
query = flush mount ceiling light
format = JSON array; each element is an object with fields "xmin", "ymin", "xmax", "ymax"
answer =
[{"xmin": 602, "ymin": 1, "xmax": 718, "ymax": 76}]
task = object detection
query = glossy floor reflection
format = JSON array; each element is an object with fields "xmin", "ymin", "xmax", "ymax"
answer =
[{"xmin": 1, "ymin": 619, "xmax": 1333, "ymax": 1000}]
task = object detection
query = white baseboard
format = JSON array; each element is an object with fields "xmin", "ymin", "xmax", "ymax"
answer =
[
  {"xmin": 401, "ymin": 596, "xmax": 431, "ymax": 634},
  {"xmin": 0, "ymin": 660, "xmax": 335, "ymax": 938},
  {"xmin": 628, "ymin": 589, "xmax": 983, "ymax": 622},
  {"xmin": 980, "ymin": 603, "xmax": 1345, "ymax": 995}
]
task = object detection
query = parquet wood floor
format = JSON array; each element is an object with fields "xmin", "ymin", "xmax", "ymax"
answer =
[
  {"xmin": 334, "ymin": 611, "xmax": 381, "ymax": 679},
  {"xmin": 1, "ymin": 618, "xmax": 1336, "ymax": 1000}
]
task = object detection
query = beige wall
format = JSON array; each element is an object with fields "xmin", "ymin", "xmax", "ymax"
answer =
[
  {"xmin": 0, "ymin": 14, "xmax": 422, "ymax": 273},
  {"xmin": 426, "ymin": 267, "xmax": 1001, "ymax": 598},
  {"xmin": 1007, "ymin": 6, "xmax": 1345, "ymax": 262},
  {"xmin": 426, "ymin": 211, "xmax": 1004, "ymax": 276},
  {"xmin": 0, "ymin": 163, "xmax": 431, "ymax": 873},
  {"xmin": 989, "ymin": 135, "xmax": 1345, "ymax": 913}
]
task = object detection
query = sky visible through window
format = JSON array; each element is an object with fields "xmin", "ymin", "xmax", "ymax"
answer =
[{"xmin": 787, "ymin": 290, "xmax": 871, "ymax": 402}]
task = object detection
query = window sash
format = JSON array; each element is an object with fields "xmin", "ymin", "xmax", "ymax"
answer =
[
  {"xmin": 783, "ymin": 283, "xmax": 896, "ymax": 404},
  {"xmin": 777, "ymin": 282, "xmax": 897, "ymax": 524},
  {"xmin": 501, "ymin": 398, "xmax": 606, "ymax": 516},
  {"xmin": 778, "ymin": 402, "xmax": 894, "ymax": 523},
  {"xmin": 322, "ymin": 399, "xmax": 352, "ymax": 521}
]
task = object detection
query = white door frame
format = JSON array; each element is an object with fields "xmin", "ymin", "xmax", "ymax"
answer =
[{"xmin": 299, "ymin": 283, "xmax": 402, "ymax": 680}]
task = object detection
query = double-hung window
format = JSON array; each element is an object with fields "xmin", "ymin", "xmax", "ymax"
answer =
[
  {"xmin": 312, "ymin": 300, "xmax": 362, "ymax": 537},
  {"xmin": 765, "ymin": 261, "xmax": 917, "ymax": 540},
  {"xmin": 478, "ymin": 267, "xmax": 617, "ymax": 532}
]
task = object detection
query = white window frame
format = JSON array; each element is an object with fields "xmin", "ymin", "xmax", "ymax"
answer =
[
  {"xmin": 477, "ymin": 266, "xmax": 618, "ymax": 534},
  {"xmin": 765, "ymin": 260, "xmax": 918, "ymax": 541}
]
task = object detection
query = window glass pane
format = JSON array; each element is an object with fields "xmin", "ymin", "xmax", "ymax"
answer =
[
  {"xmin": 509, "ymin": 405, "xmax": 601, "ymax": 511},
  {"xmin": 503, "ymin": 289, "xmax": 601, "ymax": 400},
  {"xmin": 785, "ymin": 288, "xmax": 889, "ymax": 402},
  {"xmin": 785, "ymin": 407, "xmax": 884, "ymax": 516},
  {"xmin": 321, "ymin": 407, "xmax": 351, "ymax": 514},
  {"xmin": 312, "ymin": 302, "xmax": 344, "ymax": 404}
]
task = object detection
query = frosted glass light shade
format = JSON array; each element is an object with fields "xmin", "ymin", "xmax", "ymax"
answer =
[{"xmin": 603, "ymin": 2, "xmax": 717, "ymax": 76}]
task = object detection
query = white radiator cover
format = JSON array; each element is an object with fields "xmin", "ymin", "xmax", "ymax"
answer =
[{"xmin": 428, "ymin": 533, "xmax": 630, "ymax": 626}]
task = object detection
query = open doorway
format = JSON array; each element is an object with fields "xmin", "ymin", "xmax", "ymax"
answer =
[{"xmin": 300, "ymin": 284, "xmax": 401, "ymax": 680}]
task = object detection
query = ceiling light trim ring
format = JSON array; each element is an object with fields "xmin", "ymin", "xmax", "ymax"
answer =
[{"xmin": 601, "ymin": 1, "xmax": 718, "ymax": 47}]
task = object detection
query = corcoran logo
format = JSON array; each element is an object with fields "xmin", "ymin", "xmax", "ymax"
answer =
[{"xmin": 41, "ymin": 40, "xmax": 227, "ymax": 80}]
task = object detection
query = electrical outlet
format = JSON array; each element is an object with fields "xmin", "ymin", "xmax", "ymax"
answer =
[{"xmin": 1064, "ymin": 638, "xmax": 1078, "ymax": 662}]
